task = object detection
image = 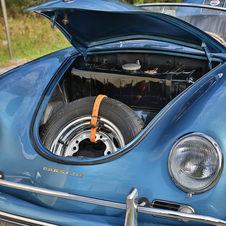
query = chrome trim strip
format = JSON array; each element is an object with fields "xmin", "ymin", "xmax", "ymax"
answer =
[
  {"xmin": 151, "ymin": 199, "xmax": 195, "ymax": 222},
  {"xmin": 136, "ymin": 3, "xmax": 226, "ymax": 12},
  {"xmin": 138, "ymin": 206, "xmax": 226, "ymax": 225},
  {"xmin": 0, "ymin": 180, "xmax": 226, "ymax": 226},
  {"xmin": 0, "ymin": 179, "xmax": 126, "ymax": 210},
  {"xmin": 124, "ymin": 188, "xmax": 138, "ymax": 226},
  {"xmin": 0, "ymin": 210, "xmax": 59, "ymax": 226}
]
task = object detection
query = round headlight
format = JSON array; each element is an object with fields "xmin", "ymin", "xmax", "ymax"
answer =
[{"xmin": 168, "ymin": 133, "xmax": 223, "ymax": 193}]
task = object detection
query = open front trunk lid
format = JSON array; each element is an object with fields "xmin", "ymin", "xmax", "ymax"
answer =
[{"xmin": 26, "ymin": 0, "xmax": 226, "ymax": 57}]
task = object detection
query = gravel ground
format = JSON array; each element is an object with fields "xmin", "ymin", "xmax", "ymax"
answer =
[
  {"xmin": 0, "ymin": 59, "xmax": 27, "ymax": 75},
  {"xmin": 0, "ymin": 65, "xmax": 18, "ymax": 75}
]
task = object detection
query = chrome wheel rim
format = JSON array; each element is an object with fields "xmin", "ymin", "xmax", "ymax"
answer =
[{"xmin": 49, "ymin": 116, "xmax": 125, "ymax": 157}]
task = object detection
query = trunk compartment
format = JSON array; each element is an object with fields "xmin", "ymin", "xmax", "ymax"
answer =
[{"xmin": 39, "ymin": 51, "xmax": 214, "ymax": 154}]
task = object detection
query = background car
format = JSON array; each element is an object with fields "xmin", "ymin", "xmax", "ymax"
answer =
[{"xmin": 0, "ymin": 0, "xmax": 226, "ymax": 225}]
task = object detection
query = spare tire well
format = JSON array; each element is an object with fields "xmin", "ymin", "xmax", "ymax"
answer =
[
  {"xmin": 39, "ymin": 50, "xmax": 217, "ymax": 159},
  {"xmin": 40, "ymin": 97, "xmax": 144, "ymax": 158}
]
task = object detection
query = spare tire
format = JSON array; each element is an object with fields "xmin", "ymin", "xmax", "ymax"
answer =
[{"xmin": 40, "ymin": 96, "xmax": 144, "ymax": 158}]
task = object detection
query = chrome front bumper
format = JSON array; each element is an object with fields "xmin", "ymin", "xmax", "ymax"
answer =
[{"xmin": 0, "ymin": 179, "xmax": 225, "ymax": 226}]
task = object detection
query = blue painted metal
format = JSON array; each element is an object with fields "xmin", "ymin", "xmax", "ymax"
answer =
[
  {"xmin": 1, "ymin": 43, "xmax": 226, "ymax": 225},
  {"xmin": 0, "ymin": 193, "xmax": 124, "ymax": 226},
  {"xmin": 1, "ymin": 1, "xmax": 226, "ymax": 225},
  {"xmin": 25, "ymin": 0, "xmax": 142, "ymax": 12},
  {"xmin": 175, "ymin": 1, "xmax": 226, "ymax": 16},
  {"xmin": 184, "ymin": 0, "xmax": 204, "ymax": 3},
  {"xmin": 25, "ymin": 0, "xmax": 226, "ymax": 55}
]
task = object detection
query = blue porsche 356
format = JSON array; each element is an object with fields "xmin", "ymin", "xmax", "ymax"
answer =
[{"xmin": 1, "ymin": 0, "xmax": 226, "ymax": 225}]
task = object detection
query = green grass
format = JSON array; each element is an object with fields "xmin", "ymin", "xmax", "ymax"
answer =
[
  {"xmin": 0, "ymin": 15, "xmax": 71, "ymax": 67},
  {"xmin": 0, "ymin": 0, "xmax": 184, "ymax": 67}
]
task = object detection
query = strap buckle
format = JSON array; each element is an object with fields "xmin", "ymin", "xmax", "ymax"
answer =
[{"xmin": 90, "ymin": 95, "xmax": 107, "ymax": 143}]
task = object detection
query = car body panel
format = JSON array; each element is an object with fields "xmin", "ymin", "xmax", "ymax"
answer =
[
  {"xmin": 1, "ymin": 44, "xmax": 226, "ymax": 225},
  {"xmin": 26, "ymin": 0, "xmax": 226, "ymax": 56},
  {"xmin": 184, "ymin": 0, "xmax": 226, "ymax": 6},
  {"xmin": 0, "ymin": 192, "xmax": 124, "ymax": 226},
  {"xmin": 1, "ymin": 1, "xmax": 226, "ymax": 225}
]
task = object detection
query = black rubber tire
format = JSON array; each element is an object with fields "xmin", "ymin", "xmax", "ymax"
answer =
[{"xmin": 40, "ymin": 97, "xmax": 144, "ymax": 155}]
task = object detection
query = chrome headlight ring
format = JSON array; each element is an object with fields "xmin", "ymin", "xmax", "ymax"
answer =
[{"xmin": 168, "ymin": 132, "xmax": 223, "ymax": 194}]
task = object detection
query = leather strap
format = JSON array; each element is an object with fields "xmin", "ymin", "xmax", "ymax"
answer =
[{"xmin": 90, "ymin": 95, "xmax": 107, "ymax": 143}]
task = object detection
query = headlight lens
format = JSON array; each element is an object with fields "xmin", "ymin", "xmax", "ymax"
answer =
[{"xmin": 168, "ymin": 133, "xmax": 223, "ymax": 193}]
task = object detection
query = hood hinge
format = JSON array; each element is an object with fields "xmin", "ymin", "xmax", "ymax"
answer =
[
  {"xmin": 71, "ymin": 38, "xmax": 88, "ymax": 62},
  {"xmin": 202, "ymin": 41, "xmax": 212, "ymax": 70},
  {"xmin": 51, "ymin": 11, "xmax": 59, "ymax": 29}
]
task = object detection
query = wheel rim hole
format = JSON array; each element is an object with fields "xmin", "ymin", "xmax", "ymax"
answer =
[
  {"xmin": 79, "ymin": 139, "xmax": 106, "ymax": 151},
  {"xmin": 73, "ymin": 146, "xmax": 76, "ymax": 150},
  {"xmin": 113, "ymin": 138, "xmax": 120, "ymax": 148}
]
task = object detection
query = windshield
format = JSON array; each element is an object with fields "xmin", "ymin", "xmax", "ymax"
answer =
[{"xmin": 139, "ymin": 2, "xmax": 226, "ymax": 45}]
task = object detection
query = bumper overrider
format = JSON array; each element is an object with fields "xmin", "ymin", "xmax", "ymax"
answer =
[{"xmin": 0, "ymin": 180, "xmax": 225, "ymax": 226}]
